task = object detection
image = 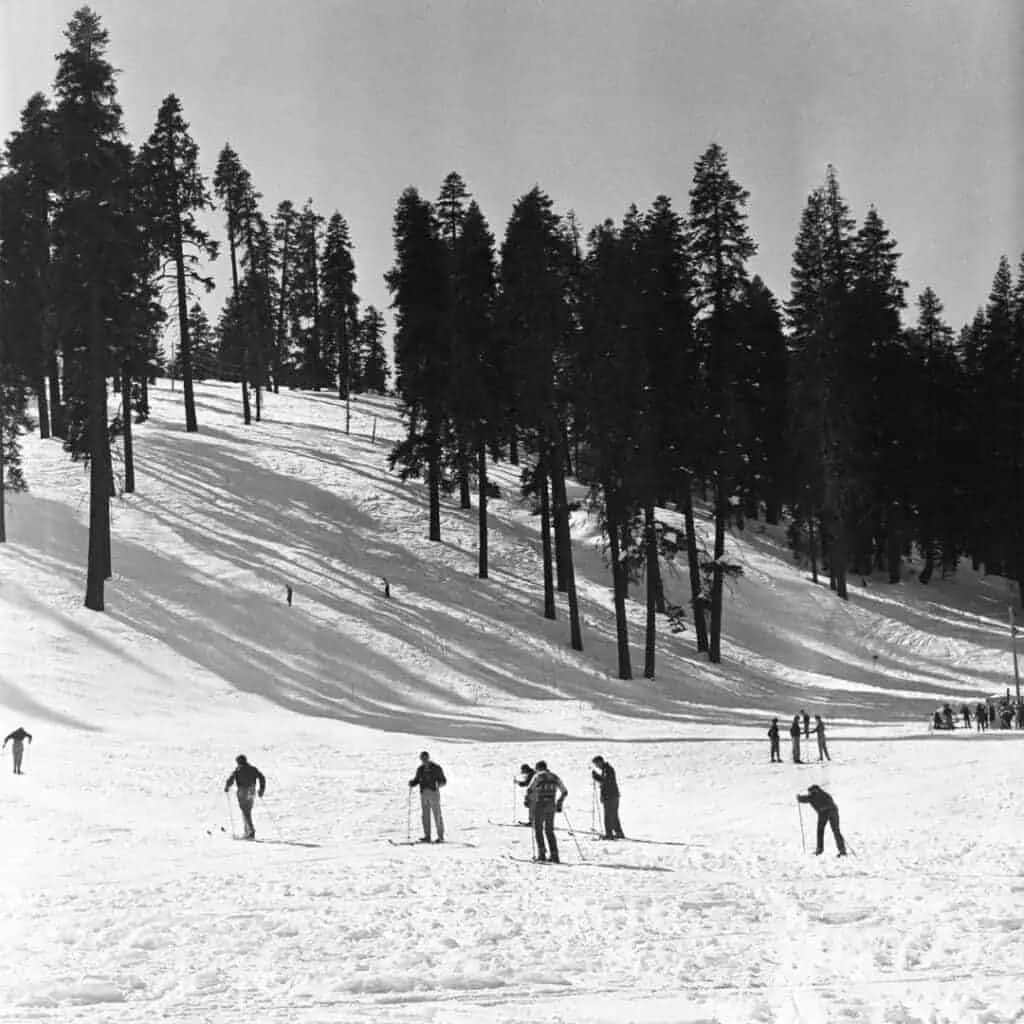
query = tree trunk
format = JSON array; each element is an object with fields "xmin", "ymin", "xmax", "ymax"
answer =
[
  {"xmin": 122, "ymin": 361, "xmax": 135, "ymax": 495},
  {"xmin": 477, "ymin": 443, "xmax": 488, "ymax": 579},
  {"xmin": 606, "ymin": 488, "xmax": 632, "ymax": 680},
  {"xmin": 509, "ymin": 429, "xmax": 519, "ymax": 466},
  {"xmin": 549, "ymin": 433, "xmax": 582, "ymax": 651},
  {"xmin": 0, "ymin": 394, "xmax": 6, "ymax": 543},
  {"xmin": 85, "ymin": 291, "xmax": 107, "ymax": 611},
  {"xmin": 48, "ymin": 353, "xmax": 64, "ymax": 438},
  {"xmin": 36, "ymin": 376, "xmax": 51, "ymax": 440},
  {"xmin": 458, "ymin": 444, "xmax": 472, "ymax": 510},
  {"xmin": 708, "ymin": 480, "xmax": 726, "ymax": 664},
  {"xmin": 274, "ymin": 222, "xmax": 291, "ymax": 394},
  {"xmin": 644, "ymin": 502, "xmax": 657, "ymax": 679},
  {"xmin": 174, "ymin": 213, "xmax": 198, "ymax": 433},
  {"xmin": 682, "ymin": 483, "xmax": 709, "ymax": 653},
  {"xmin": 540, "ymin": 459, "xmax": 555, "ymax": 620},
  {"xmin": 809, "ymin": 513, "xmax": 819, "ymax": 585},
  {"xmin": 427, "ymin": 432, "xmax": 441, "ymax": 542}
]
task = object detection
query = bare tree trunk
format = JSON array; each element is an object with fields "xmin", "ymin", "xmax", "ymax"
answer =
[
  {"xmin": 36, "ymin": 376, "xmax": 51, "ymax": 440},
  {"xmin": 173, "ymin": 211, "xmax": 198, "ymax": 433},
  {"xmin": 85, "ymin": 292, "xmax": 108, "ymax": 611},
  {"xmin": 48, "ymin": 353, "xmax": 64, "ymax": 438},
  {"xmin": 540, "ymin": 459, "xmax": 555, "ymax": 620},
  {"xmin": 427, "ymin": 431, "xmax": 441, "ymax": 542},
  {"xmin": 458, "ymin": 444, "xmax": 472, "ymax": 510},
  {"xmin": 809, "ymin": 513, "xmax": 819, "ymax": 585},
  {"xmin": 606, "ymin": 488, "xmax": 632, "ymax": 680},
  {"xmin": 509, "ymin": 429, "xmax": 519, "ymax": 466},
  {"xmin": 708, "ymin": 480, "xmax": 726, "ymax": 664},
  {"xmin": 644, "ymin": 503, "xmax": 657, "ymax": 679},
  {"xmin": 477, "ymin": 443, "xmax": 488, "ymax": 579},
  {"xmin": 122, "ymin": 361, "xmax": 135, "ymax": 494},
  {"xmin": 682, "ymin": 483, "xmax": 709, "ymax": 653},
  {"xmin": 549, "ymin": 432, "xmax": 582, "ymax": 651}
]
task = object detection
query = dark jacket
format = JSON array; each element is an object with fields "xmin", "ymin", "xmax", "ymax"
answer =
[
  {"xmin": 525, "ymin": 769, "xmax": 567, "ymax": 807},
  {"xmin": 409, "ymin": 761, "xmax": 447, "ymax": 791},
  {"xmin": 4, "ymin": 728, "xmax": 32, "ymax": 745},
  {"xmin": 226, "ymin": 763, "xmax": 266, "ymax": 796},
  {"xmin": 790, "ymin": 719, "xmax": 801, "ymax": 739},
  {"xmin": 797, "ymin": 785, "xmax": 836, "ymax": 814},
  {"xmin": 591, "ymin": 762, "xmax": 619, "ymax": 801},
  {"xmin": 768, "ymin": 722, "xmax": 779, "ymax": 742}
]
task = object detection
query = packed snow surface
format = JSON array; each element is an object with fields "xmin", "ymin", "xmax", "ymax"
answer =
[{"xmin": 1, "ymin": 382, "xmax": 1022, "ymax": 1023}]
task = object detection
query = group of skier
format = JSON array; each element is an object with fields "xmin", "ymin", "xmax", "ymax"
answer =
[
  {"xmin": 934, "ymin": 700, "xmax": 1024, "ymax": 732},
  {"xmin": 768, "ymin": 710, "xmax": 830, "ymax": 764}
]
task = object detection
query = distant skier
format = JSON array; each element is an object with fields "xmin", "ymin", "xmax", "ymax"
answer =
[
  {"xmin": 524, "ymin": 760, "xmax": 568, "ymax": 863},
  {"xmin": 3, "ymin": 726, "xmax": 32, "ymax": 775},
  {"xmin": 409, "ymin": 750, "xmax": 446, "ymax": 843},
  {"xmin": 961, "ymin": 704, "xmax": 971, "ymax": 729},
  {"xmin": 797, "ymin": 784, "xmax": 847, "ymax": 856},
  {"xmin": 591, "ymin": 755, "xmax": 624, "ymax": 839},
  {"xmin": 790, "ymin": 715, "xmax": 802, "ymax": 763},
  {"xmin": 975, "ymin": 702, "xmax": 987, "ymax": 732},
  {"xmin": 768, "ymin": 718, "xmax": 781, "ymax": 763},
  {"xmin": 225, "ymin": 754, "xmax": 266, "ymax": 840},
  {"xmin": 801, "ymin": 709, "xmax": 810, "ymax": 739},
  {"xmin": 812, "ymin": 715, "xmax": 831, "ymax": 762}
]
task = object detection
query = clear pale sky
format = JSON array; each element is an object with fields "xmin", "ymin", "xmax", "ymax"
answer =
[{"xmin": 2, "ymin": 0, "xmax": 1021, "ymax": 339}]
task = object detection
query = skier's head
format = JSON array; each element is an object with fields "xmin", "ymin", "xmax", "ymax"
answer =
[
  {"xmin": 419, "ymin": 751, "xmax": 430, "ymax": 763},
  {"xmin": 535, "ymin": 760, "xmax": 548, "ymax": 772},
  {"xmin": 520, "ymin": 763, "xmax": 532, "ymax": 774},
  {"xmin": 236, "ymin": 754, "xmax": 247, "ymax": 765},
  {"xmin": 592, "ymin": 755, "xmax": 605, "ymax": 767},
  {"xmin": 807, "ymin": 784, "xmax": 821, "ymax": 794},
  {"xmin": 815, "ymin": 715, "xmax": 822, "ymax": 721},
  {"xmin": 771, "ymin": 718, "xmax": 778, "ymax": 724}
]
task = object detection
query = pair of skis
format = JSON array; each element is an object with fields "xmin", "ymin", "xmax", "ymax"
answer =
[{"xmin": 387, "ymin": 838, "xmax": 478, "ymax": 849}]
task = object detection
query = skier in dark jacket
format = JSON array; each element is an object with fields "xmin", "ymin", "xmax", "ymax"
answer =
[
  {"xmin": 801, "ymin": 709, "xmax": 810, "ymax": 738},
  {"xmin": 797, "ymin": 784, "xmax": 846, "ymax": 856},
  {"xmin": 3, "ymin": 726, "xmax": 32, "ymax": 774},
  {"xmin": 409, "ymin": 751, "xmax": 446, "ymax": 842},
  {"xmin": 517, "ymin": 763, "xmax": 536, "ymax": 824},
  {"xmin": 591, "ymin": 755, "xmax": 624, "ymax": 839},
  {"xmin": 812, "ymin": 715, "xmax": 830, "ymax": 761},
  {"xmin": 768, "ymin": 718, "xmax": 781, "ymax": 763},
  {"xmin": 225, "ymin": 755, "xmax": 266, "ymax": 840},
  {"xmin": 790, "ymin": 716, "xmax": 802, "ymax": 763},
  {"xmin": 524, "ymin": 760, "xmax": 568, "ymax": 863}
]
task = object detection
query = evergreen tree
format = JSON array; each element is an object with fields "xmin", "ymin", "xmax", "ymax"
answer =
[
  {"xmin": 358, "ymin": 306, "xmax": 389, "ymax": 392},
  {"xmin": 688, "ymin": 143, "xmax": 756, "ymax": 662},
  {"xmin": 271, "ymin": 199, "xmax": 298, "ymax": 389},
  {"xmin": 320, "ymin": 211, "xmax": 359, "ymax": 428},
  {"xmin": 173, "ymin": 303, "xmax": 216, "ymax": 380},
  {"xmin": 138, "ymin": 94, "xmax": 217, "ymax": 433},
  {"xmin": 0, "ymin": 265, "xmax": 34, "ymax": 541},
  {"xmin": 289, "ymin": 200, "xmax": 326, "ymax": 390}
]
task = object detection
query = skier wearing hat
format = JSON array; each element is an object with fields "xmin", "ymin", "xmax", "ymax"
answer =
[
  {"xmin": 524, "ymin": 760, "xmax": 568, "ymax": 863},
  {"xmin": 797, "ymin": 784, "xmax": 847, "ymax": 856},
  {"xmin": 224, "ymin": 755, "xmax": 266, "ymax": 840},
  {"xmin": 591, "ymin": 755, "xmax": 624, "ymax": 839},
  {"xmin": 409, "ymin": 750, "xmax": 447, "ymax": 842}
]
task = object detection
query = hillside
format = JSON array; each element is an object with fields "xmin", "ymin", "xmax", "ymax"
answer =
[{"xmin": 1, "ymin": 383, "xmax": 1023, "ymax": 1024}]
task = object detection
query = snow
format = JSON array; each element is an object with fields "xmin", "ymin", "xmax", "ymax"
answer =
[{"xmin": 1, "ymin": 380, "xmax": 1023, "ymax": 1023}]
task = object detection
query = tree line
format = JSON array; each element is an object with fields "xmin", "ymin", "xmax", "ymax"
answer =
[
  {"xmin": 386, "ymin": 158, "xmax": 1024, "ymax": 679},
  {"xmin": 0, "ymin": 7, "xmax": 388, "ymax": 609}
]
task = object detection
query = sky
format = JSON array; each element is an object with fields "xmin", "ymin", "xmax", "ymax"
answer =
[{"xmin": 2, "ymin": 0, "xmax": 1022, "ymax": 346}]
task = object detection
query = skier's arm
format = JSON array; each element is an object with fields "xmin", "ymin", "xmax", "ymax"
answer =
[
  {"xmin": 591, "ymin": 770, "xmax": 602, "ymax": 784},
  {"xmin": 225, "ymin": 771, "xmax": 236, "ymax": 793},
  {"xmin": 555, "ymin": 776, "xmax": 568, "ymax": 809},
  {"xmin": 408, "ymin": 766, "xmax": 421, "ymax": 788},
  {"xmin": 257, "ymin": 770, "xmax": 266, "ymax": 798},
  {"xmin": 437, "ymin": 766, "xmax": 447, "ymax": 787},
  {"xmin": 26, "ymin": 732, "xmax": 32, "ymax": 743},
  {"xmin": 796, "ymin": 793, "xmax": 810, "ymax": 804}
]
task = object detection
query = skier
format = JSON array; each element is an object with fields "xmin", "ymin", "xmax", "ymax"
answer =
[
  {"xmin": 975, "ymin": 702, "xmax": 987, "ymax": 732},
  {"xmin": 790, "ymin": 715, "xmax": 802, "ymax": 763},
  {"xmin": 961, "ymin": 704, "xmax": 971, "ymax": 729},
  {"xmin": 797, "ymin": 784, "xmax": 846, "ymax": 856},
  {"xmin": 3, "ymin": 726, "xmax": 32, "ymax": 775},
  {"xmin": 517, "ymin": 763, "xmax": 536, "ymax": 824},
  {"xmin": 524, "ymin": 760, "xmax": 568, "ymax": 863},
  {"xmin": 591, "ymin": 755, "xmax": 624, "ymax": 839},
  {"xmin": 768, "ymin": 718, "xmax": 781, "ymax": 763},
  {"xmin": 801, "ymin": 709, "xmax": 810, "ymax": 739},
  {"xmin": 224, "ymin": 754, "xmax": 266, "ymax": 840},
  {"xmin": 812, "ymin": 715, "xmax": 831, "ymax": 762},
  {"xmin": 408, "ymin": 750, "xmax": 446, "ymax": 843}
]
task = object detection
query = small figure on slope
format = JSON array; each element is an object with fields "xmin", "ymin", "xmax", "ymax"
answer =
[
  {"xmin": 790, "ymin": 715, "xmax": 802, "ymax": 764},
  {"xmin": 801, "ymin": 709, "xmax": 810, "ymax": 739},
  {"xmin": 797, "ymin": 784, "xmax": 847, "ymax": 857},
  {"xmin": 768, "ymin": 718, "xmax": 781, "ymax": 763},
  {"xmin": 409, "ymin": 750, "xmax": 446, "ymax": 843},
  {"xmin": 225, "ymin": 754, "xmax": 266, "ymax": 840},
  {"xmin": 3, "ymin": 726, "xmax": 32, "ymax": 775},
  {"xmin": 525, "ymin": 760, "xmax": 568, "ymax": 863},
  {"xmin": 812, "ymin": 715, "xmax": 830, "ymax": 762},
  {"xmin": 591, "ymin": 755, "xmax": 625, "ymax": 839}
]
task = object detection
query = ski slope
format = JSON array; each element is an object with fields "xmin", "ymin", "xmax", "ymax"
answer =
[{"xmin": 1, "ymin": 381, "xmax": 1022, "ymax": 1024}]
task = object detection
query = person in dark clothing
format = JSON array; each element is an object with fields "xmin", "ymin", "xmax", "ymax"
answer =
[
  {"xmin": 975, "ymin": 702, "xmax": 987, "ymax": 732},
  {"xmin": 3, "ymin": 727, "xmax": 32, "ymax": 775},
  {"xmin": 409, "ymin": 750, "xmax": 446, "ymax": 842},
  {"xmin": 989, "ymin": 703, "xmax": 996, "ymax": 727},
  {"xmin": 768, "ymin": 718, "xmax": 781, "ymax": 762},
  {"xmin": 790, "ymin": 716, "xmax": 802, "ymax": 763},
  {"xmin": 591, "ymin": 755, "xmax": 624, "ymax": 839},
  {"xmin": 801, "ymin": 709, "xmax": 810, "ymax": 739},
  {"xmin": 517, "ymin": 763, "xmax": 536, "ymax": 824},
  {"xmin": 812, "ymin": 715, "xmax": 830, "ymax": 762},
  {"xmin": 797, "ymin": 784, "xmax": 846, "ymax": 856},
  {"xmin": 961, "ymin": 704, "xmax": 971, "ymax": 729},
  {"xmin": 225, "ymin": 754, "xmax": 266, "ymax": 840},
  {"xmin": 524, "ymin": 760, "xmax": 568, "ymax": 863}
]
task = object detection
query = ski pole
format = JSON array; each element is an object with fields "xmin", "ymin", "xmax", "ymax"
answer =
[
  {"xmin": 407, "ymin": 785, "xmax": 412, "ymax": 843},
  {"xmin": 512, "ymin": 779, "xmax": 516, "ymax": 826},
  {"xmin": 592, "ymin": 780, "xmax": 599, "ymax": 833},
  {"xmin": 797, "ymin": 801, "xmax": 806, "ymax": 853},
  {"xmin": 561, "ymin": 810, "xmax": 586, "ymax": 862}
]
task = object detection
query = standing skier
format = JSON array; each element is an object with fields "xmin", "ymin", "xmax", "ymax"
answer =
[
  {"xmin": 812, "ymin": 715, "xmax": 831, "ymax": 762},
  {"xmin": 591, "ymin": 755, "xmax": 624, "ymax": 839},
  {"xmin": 3, "ymin": 726, "xmax": 32, "ymax": 774},
  {"xmin": 768, "ymin": 718, "xmax": 781, "ymax": 763},
  {"xmin": 409, "ymin": 750, "xmax": 446, "ymax": 843},
  {"xmin": 525, "ymin": 760, "xmax": 568, "ymax": 863},
  {"xmin": 517, "ymin": 763, "xmax": 536, "ymax": 824},
  {"xmin": 797, "ymin": 784, "xmax": 846, "ymax": 856},
  {"xmin": 790, "ymin": 715, "xmax": 802, "ymax": 763},
  {"xmin": 224, "ymin": 754, "xmax": 266, "ymax": 840},
  {"xmin": 801, "ymin": 709, "xmax": 810, "ymax": 738}
]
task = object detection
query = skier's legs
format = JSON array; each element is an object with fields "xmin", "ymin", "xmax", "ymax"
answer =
[
  {"xmin": 815, "ymin": 812, "xmax": 826, "ymax": 854},
  {"xmin": 829, "ymin": 809, "xmax": 846, "ymax": 854},
  {"xmin": 237, "ymin": 787, "xmax": 255, "ymax": 838},
  {"xmin": 545, "ymin": 810, "xmax": 559, "ymax": 862},
  {"xmin": 12, "ymin": 742, "xmax": 23, "ymax": 774},
  {"xmin": 605, "ymin": 794, "xmax": 624, "ymax": 837},
  {"xmin": 533, "ymin": 805, "xmax": 551, "ymax": 859},
  {"xmin": 420, "ymin": 789, "xmax": 432, "ymax": 840},
  {"xmin": 424, "ymin": 790, "xmax": 444, "ymax": 840}
]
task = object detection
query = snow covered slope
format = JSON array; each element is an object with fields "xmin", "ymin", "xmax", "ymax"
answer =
[{"xmin": 1, "ymin": 382, "xmax": 1022, "ymax": 1023}]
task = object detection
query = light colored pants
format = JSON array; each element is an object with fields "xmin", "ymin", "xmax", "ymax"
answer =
[
  {"xmin": 420, "ymin": 789, "xmax": 444, "ymax": 840},
  {"xmin": 11, "ymin": 741, "xmax": 23, "ymax": 774},
  {"xmin": 237, "ymin": 786, "xmax": 256, "ymax": 838}
]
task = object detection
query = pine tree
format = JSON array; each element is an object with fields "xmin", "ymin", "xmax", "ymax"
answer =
[
  {"xmin": 320, "ymin": 211, "xmax": 359, "ymax": 429},
  {"xmin": 0, "ymin": 263, "xmax": 34, "ymax": 541},
  {"xmin": 138, "ymin": 94, "xmax": 218, "ymax": 433},
  {"xmin": 289, "ymin": 200, "xmax": 326, "ymax": 390},
  {"xmin": 688, "ymin": 143, "xmax": 757, "ymax": 662},
  {"xmin": 271, "ymin": 200, "xmax": 298, "ymax": 389}
]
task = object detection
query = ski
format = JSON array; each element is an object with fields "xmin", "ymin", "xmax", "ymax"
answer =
[
  {"xmin": 488, "ymin": 819, "xmax": 531, "ymax": 828},
  {"xmin": 387, "ymin": 839, "xmax": 478, "ymax": 849},
  {"xmin": 505, "ymin": 854, "xmax": 673, "ymax": 873},
  {"xmin": 588, "ymin": 834, "xmax": 692, "ymax": 848}
]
